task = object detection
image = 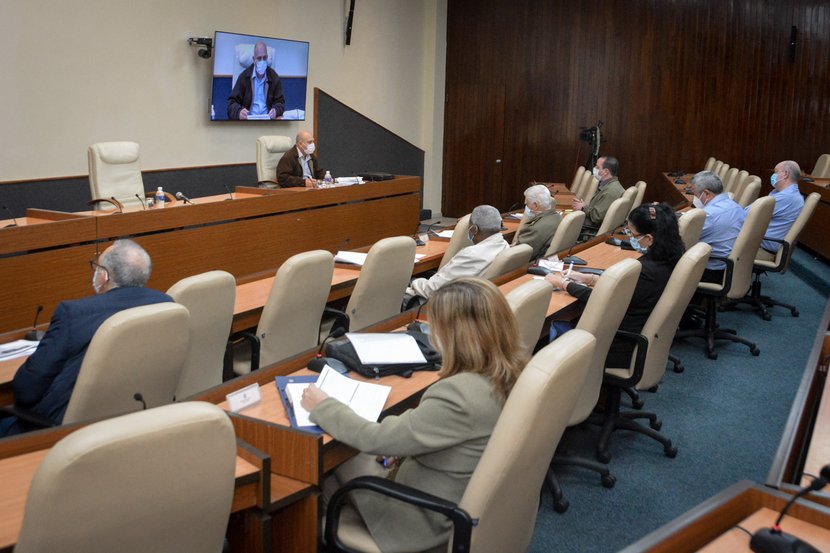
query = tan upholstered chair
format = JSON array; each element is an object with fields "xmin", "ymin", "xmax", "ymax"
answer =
[
  {"xmin": 167, "ymin": 270, "xmax": 236, "ymax": 398},
  {"xmin": 482, "ymin": 243, "xmax": 533, "ymax": 279},
  {"xmin": 595, "ymin": 243, "xmax": 711, "ymax": 462},
  {"xmin": 573, "ymin": 169, "xmax": 592, "ymax": 199},
  {"xmin": 736, "ymin": 177, "xmax": 761, "ymax": 208},
  {"xmin": 716, "ymin": 162, "xmax": 730, "ymax": 181},
  {"xmin": 622, "ymin": 185, "xmax": 638, "ymax": 215},
  {"xmin": 703, "ymin": 156, "xmax": 717, "ymax": 172},
  {"xmin": 594, "ymin": 197, "xmax": 632, "ymax": 236},
  {"xmin": 505, "ymin": 278, "xmax": 553, "ymax": 357},
  {"xmin": 233, "ymin": 250, "xmax": 334, "ymax": 375},
  {"xmin": 726, "ymin": 192, "xmax": 820, "ymax": 320},
  {"xmin": 570, "ymin": 166, "xmax": 586, "ymax": 192},
  {"xmin": 811, "ymin": 153, "xmax": 830, "ymax": 178},
  {"xmin": 543, "ymin": 210, "xmax": 586, "ymax": 258},
  {"xmin": 722, "ymin": 167, "xmax": 740, "ymax": 195},
  {"xmin": 256, "ymin": 135, "xmax": 293, "ymax": 187},
  {"xmin": 510, "ymin": 212, "xmax": 528, "ymax": 245},
  {"xmin": 546, "ymin": 258, "xmax": 641, "ymax": 512},
  {"xmin": 581, "ymin": 173, "xmax": 599, "ymax": 205},
  {"xmin": 676, "ymin": 196, "xmax": 774, "ymax": 359},
  {"xmin": 439, "ymin": 214, "xmax": 471, "ymax": 269},
  {"xmin": 88, "ymin": 142, "xmax": 175, "ymax": 211},
  {"xmin": 678, "ymin": 208, "xmax": 706, "ymax": 250},
  {"xmin": 15, "ymin": 402, "xmax": 236, "ymax": 553},
  {"xmin": 325, "ymin": 330, "xmax": 596, "ymax": 553},
  {"xmin": 632, "ymin": 181, "xmax": 647, "ymax": 211},
  {"xmin": 727, "ymin": 169, "xmax": 749, "ymax": 196},
  {"xmin": 712, "ymin": 160, "xmax": 724, "ymax": 178}
]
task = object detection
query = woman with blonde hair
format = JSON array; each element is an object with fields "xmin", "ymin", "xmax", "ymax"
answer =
[{"xmin": 302, "ymin": 277, "xmax": 526, "ymax": 552}]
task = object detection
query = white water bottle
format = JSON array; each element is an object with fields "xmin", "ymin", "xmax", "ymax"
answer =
[
  {"xmin": 323, "ymin": 171, "xmax": 333, "ymax": 187},
  {"xmin": 155, "ymin": 187, "xmax": 165, "ymax": 208}
]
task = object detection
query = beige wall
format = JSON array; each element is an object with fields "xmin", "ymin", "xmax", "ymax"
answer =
[{"xmin": 0, "ymin": 0, "xmax": 446, "ymax": 213}]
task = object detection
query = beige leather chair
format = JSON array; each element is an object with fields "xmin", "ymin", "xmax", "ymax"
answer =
[
  {"xmin": 716, "ymin": 162, "xmax": 730, "ymax": 181},
  {"xmin": 632, "ymin": 180, "xmax": 647, "ymax": 211},
  {"xmin": 543, "ymin": 210, "xmax": 586, "ymax": 258},
  {"xmin": 595, "ymin": 197, "xmax": 632, "ymax": 236},
  {"xmin": 505, "ymin": 278, "xmax": 553, "ymax": 357},
  {"xmin": 712, "ymin": 160, "xmax": 724, "ymax": 177},
  {"xmin": 324, "ymin": 330, "xmax": 595, "ymax": 553},
  {"xmin": 811, "ymin": 153, "xmax": 830, "ymax": 178},
  {"xmin": 439, "ymin": 214, "xmax": 471, "ymax": 269},
  {"xmin": 482, "ymin": 243, "xmax": 533, "ymax": 279},
  {"xmin": 722, "ymin": 167, "xmax": 740, "ymax": 194},
  {"xmin": 675, "ymin": 196, "xmax": 774, "ymax": 359},
  {"xmin": 63, "ymin": 303, "xmax": 190, "ymax": 424},
  {"xmin": 15, "ymin": 402, "xmax": 236, "ymax": 553},
  {"xmin": 622, "ymin": 185, "xmax": 638, "ymax": 215},
  {"xmin": 167, "ymin": 270, "xmax": 236, "ymax": 398},
  {"xmin": 256, "ymin": 135, "xmax": 293, "ymax": 187},
  {"xmin": 595, "ymin": 243, "xmax": 711, "ymax": 462},
  {"xmin": 727, "ymin": 169, "xmax": 749, "ymax": 196},
  {"xmin": 678, "ymin": 208, "xmax": 706, "ymax": 250},
  {"xmin": 703, "ymin": 156, "xmax": 717, "ymax": 172},
  {"xmin": 570, "ymin": 166, "xmax": 586, "ymax": 192},
  {"xmin": 726, "ymin": 192, "xmax": 820, "ymax": 320},
  {"xmin": 736, "ymin": 177, "xmax": 761, "ymax": 208},
  {"xmin": 88, "ymin": 142, "xmax": 175, "ymax": 211},
  {"xmin": 546, "ymin": 258, "xmax": 641, "ymax": 512},
  {"xmin": 581, "ymin": 173, "xmax": 599, "ymax": 205},
  {"xmin": 573, "ymin": 168, "xmax": 592, "ymax": 199},
  {"xmin": 233, "ymin": 250, "xmax": 334, "ymax": 375}
]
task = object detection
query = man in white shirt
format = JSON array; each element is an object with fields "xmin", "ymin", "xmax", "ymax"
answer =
[{"xmin": 407, "ymin": 205, "xmax": 509, "ymax": 300}]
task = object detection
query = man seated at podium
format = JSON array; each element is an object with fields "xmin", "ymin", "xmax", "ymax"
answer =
[
  {"xmin": 405, "ymin": 205, "xmax": 509, "ymax": 301},
  {"xmin": 276, "ymin": 130, "xmax": 326, "ymax": 188},
  {"xmin": 227, "ymin": 41, "xmax": 285, "ymax": 120},
  {"xmin": 1, "ymin": 240, "xmax": 172, "ymax": 436}
]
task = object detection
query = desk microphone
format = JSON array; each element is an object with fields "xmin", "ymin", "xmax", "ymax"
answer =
[
  {"xmin": 2, "ymin": 204, "xmax": 19, "ymax": 227},
  {"xmin": 506, "ymin": 202, "xmax": 521, "ymax": 213},
  {"xmin": 223, "ymin": 184, "xmax": 234, "ymax": 201},
  {"xmin": 407, "ymin": 302, "xmax": 430, "ymax": 334},
  {"xmin": 25, "ymin": 305, "xmax": 45, "ymax": 341},
  {"xmin": 750, "ymin": 464, "xmax": 830, "ymax": 553},
  {"xmin": 133, "ymin": 393, "xmax": 147, "ymax": 410},
  {"xmin": 110, "ymin": 197, "xmax": 123, "ymax": 213},
  {"xmin": 135, "ymin": 194, "xmax": 146, "ymax": 210},
  {"xmin": 175, "ymin": 191, "xmax": 194, "ymax": 205},
  {"xmin": 308, "ymin": 327, "xmax": 349, "ymax": 374}
]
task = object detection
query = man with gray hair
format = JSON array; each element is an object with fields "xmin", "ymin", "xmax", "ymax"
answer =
[
  {"xmin": 515, "ymin": 184, "xmax": 562, "ymax": 259},
  {"xmin": 752, "ymin": 160, "xmax": 804, "ymax": 258},
  {"xmin": 4, "ymin": 239, "xmax": 172, "ymax": 435},
  {"xmin": 691, "ymin": 170, "xmax": 746, "ymax": 282},
  {"xmin": 406, "ymin": 205, "xmax": 509, "ymax": 300}
]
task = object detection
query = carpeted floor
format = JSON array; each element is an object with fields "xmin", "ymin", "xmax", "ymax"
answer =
[{"xmin": 527, "ymin": 247, "xmax": 830, "ymax": 552}]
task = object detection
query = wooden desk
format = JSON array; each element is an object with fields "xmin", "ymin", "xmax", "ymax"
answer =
[
  {"xmin": 621, "ymin": 480, "xmax": 830, "ymax": 553},
  {"xmin": 662, "ymin": 172, "xmax": 696, "ymax": 209},
  {"xmin": 796, "ymin": 178, "xmax": 830, "ymax": 261}
]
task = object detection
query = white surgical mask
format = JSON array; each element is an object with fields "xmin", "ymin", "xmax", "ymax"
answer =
[
  {"xmin": 305, "ymin": 142, "xmax": 316, "ymax": 155},
  {"xmin": 524, "ymin": 205, "xmax": 535, "ymax": 219},
  {"xmin": 92, "ymin": 267, "xmax": 105, "ymax": 294},
  {"xmin": 592, "ymin": 167, "xmax": 600, "ymax": 180},
  {"xmin": 692, "ymin": 196, "xmax": 704, "ymax": 209},
  {"xmin": 255, "ymin": 60, "xmax": 267, "ymax": 75}
]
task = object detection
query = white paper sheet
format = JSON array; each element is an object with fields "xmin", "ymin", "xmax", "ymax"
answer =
[
  {"xmin": 285, "ymin": 383, "xmax": 314, "ymax": 426},
  {"xmin": 316, "ymin": 365, "xmax": 391, "ymax": 422},
  {"xmin": 0, "ymin": 339, "xmax": 39, "ymax": 361},
  {"xmin": 334, "ymin": 251, "xmax": 369, "ymax": 266},
  {"xmin": 433, "ymin": 229, "xmax": 454, "ymax": 239},
  {"xmin": 345, "ymin": 333, "xmax": 427, "ymax": 365}
]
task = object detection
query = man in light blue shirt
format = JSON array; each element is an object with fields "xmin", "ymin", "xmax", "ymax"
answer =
[
  {"xmin": 752, "ymin": 160, "xmax": 804, "ymax": 258},
  {"xmin": 691, "ymin": 171, "xmax": 746, "ymax": 282}
]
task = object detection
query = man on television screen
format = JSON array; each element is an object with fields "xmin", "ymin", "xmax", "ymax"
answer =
[{"xmin": 227, "ymin": 42, "xmax": 285, "ymax": 120}]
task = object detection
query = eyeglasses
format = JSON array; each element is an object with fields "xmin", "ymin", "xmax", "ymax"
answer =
[{"xmin": 89, "ymin": 260, "xmax": 108, "ymax": 274}]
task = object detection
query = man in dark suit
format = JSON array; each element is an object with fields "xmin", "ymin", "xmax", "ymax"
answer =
[
  {"xmin": 276, "ymin": 130, "xmax": 326, "ymax": 187},
  {"xmin": 226, "ymin": 41, "xmax": 285, "ymax": 120},
  {"xmin": 2, "ymin": 239, "xmax": 172, "ymax": 436}
]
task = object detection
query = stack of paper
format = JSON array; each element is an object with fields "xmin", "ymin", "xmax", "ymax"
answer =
[
  {"xmin": 334, "ymin": 177, "xmax": 364, "ymax": 186},
  {"xmin": 335, "ymin": 251, "xmax": 426, "ymax": 266},
  {"xmin": 0, "ymin": 340, "xmax": 38, "ymax": 361},
  {"xmin": 431, "ymin": 229, "xmax": 454, "ymax": 239},
  {"xmin": 346, "ymin": 333, "xmax": 427, "ymax": 365}
]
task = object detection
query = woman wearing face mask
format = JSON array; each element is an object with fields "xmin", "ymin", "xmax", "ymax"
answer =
[{"xmin": 546, "ymin": 203, "xmax": 685, "ymax": 367}]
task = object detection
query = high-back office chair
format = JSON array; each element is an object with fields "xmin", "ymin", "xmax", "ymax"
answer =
[
  {"xmin": 543, "ymin": 210, "xmax": 586, "ymax": 258},
  {"xmin": 505, "ymin": 278, "xmax": 553, "ymax": 357},
  {"xmin": 716, "ymin": 162, "xmax": 731, "ymax": 181},
  {"xmin": 88, "ymin": 142, "xmax": 175, "ymax": 211},
  {"xmin": 678, "ymin": 208, "xmax": 706, "ymax": 250},
  {"xmin": 570, "ymin": 166, "xmax": 586, "ymax": 192},
  {"xmin": 482, "ymin": 244, "xmax": 533, "ymax": 280},
  {"xmin": 256, "ymin": 135, "xmax": 293, "ymax": 187},
  {"xmin": 725, "ymin": 192, "xmax": 820, "ymax": 320},
  {"xmin": 546, "ymin": 258, "xmax": 641, "ymax": 512},
  {"xmin": 595, "ymin": 243, "xmax": 711, "ymax": 462},
  {"xmin": 622, "ymin": 185, "xmax": 638, "ymax": 215},
  {"xmin": 726, "ymin": 169, "xmax": 748, "ymax": 196},
  {"xmin": 581, "ymin": 173, "xmax": 599, "ymax": 205},
  {"xmin": 736, "ymin": 177, "xmax": 761, "ymax": 208},
  {"xmin": 722, "ymin": 167, "xmax": 740, "ymax": 195},
  {"xmin": 439, "ymin": 214, "xmax": 471, "ymax": 269},
  {"xmin": 712, "ymin": 160, "xmax": 724, "ymax": 178},
  {"xmin": 325, "ymin": 330, "xmax": 595, "ymax": 553},
  {"xmin": 703, "ymin": 157, "xmax": 717, "ymax": 172},
  {"xmin": 573, "ymin": 168, "xmax": 592, "ymax": 199},
  {"xmin": 632, "ymin": 181, "xmax": 647, "ymax": 211},
  {"xmin": 595, "ymin": 197, "xmax": 632, "ymax": 236},
  {"xmin": 167, "ymin": 271, "xmax": 236, "ymax": 398},
  {"xmin": 233, "ymin": 250, "xmax": 334, "ymax": 375},
  {"xmin": 812, "ymin": 153, "xmax": 830, "ymax": 178},
  {"xmin": 675, "ymin": 196, "xmax": 774, "ymax": 359},
  {"xmin": 15, "ymin": 402, "xmax": 236, "ymax": 553}
]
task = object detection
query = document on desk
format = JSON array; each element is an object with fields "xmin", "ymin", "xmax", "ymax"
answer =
[
  {"xmin": 335, "ymin": 251, "xmax": 426, "ymax": 266},
  {"xmin": 432, "ymin": 229, "xmax": 454, "ymax": 239},
  {"xmin": 0, "ymin": 339, "xmax": 39, "ymax": 361},
  {"xmin": 346, "ymin": 333, "xmax": 427, "ymax": 365},
  {"xmin": 283, "ymin": 365, "xmax": 391, "ymax": 426}
]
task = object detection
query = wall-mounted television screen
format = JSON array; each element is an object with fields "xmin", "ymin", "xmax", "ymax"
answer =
[{"xmin": 210, "ymin": 31, "xmax": 309, "ymax": 121}]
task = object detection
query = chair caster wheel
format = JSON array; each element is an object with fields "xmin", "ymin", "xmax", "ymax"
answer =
[
  {"xmin": 665, "ymin": 445, "xmax": 678, "ymax": 458},
  {"xmin": 648, "ymin": 385, "xmax": 658, "ymax": 393},
  {"xmin": 553, "ymin": 498, "xmax": 569, "ymax": 513},
  {"xmin": 751, "ymin": 347, "xmax": 760, "ymax": 356},
  {"xmin": 601, "ymin": 474, "xmax": 616, "ymax": 488},
  {"xmin": 707, "ymin": 352, "xmax": 718, "ymax": 360},
  {"xmin": 650, "ymin": 419, "xmax": 662, "ymax": 431},
  {"xmin": 596, "ymin": 450, "xmax": 611, "ymax": 463},
  {"xmin": 792, "ymin": 309, "xmax": 799, "ymax": 317},
  {"xmin": 632, "ymin": 398, "xmax": 644, "ymax": 409},
  {"xmin": 673, "ymin": 364, "xmax": 684, "ymax": 374},
  {"xmin": 762, "ymin": 312, "xmax": 772, "ymax": 321}
]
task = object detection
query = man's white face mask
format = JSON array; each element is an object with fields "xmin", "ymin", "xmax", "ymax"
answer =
[
  {"xmin": 304, "ymin": 142, "xmax": 316, "ymax": 155},
  {"xmin": 255, "ymin": 59, "xmax": 267, "ymax": 76}
]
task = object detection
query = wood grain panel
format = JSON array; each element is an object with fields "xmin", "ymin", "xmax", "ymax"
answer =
[{"xmin": 443, "ymin": 0, "xmax": 830, "ymax": 218}]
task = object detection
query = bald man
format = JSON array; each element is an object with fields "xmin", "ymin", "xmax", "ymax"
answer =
[
  {"xmin": 752, "ymin": 160, "xmax": 805, "ymax": 258},
  {"xmin": 227, "ymin": 41, "xmax": 285, "ymax": 120},
  {"xmin": 3, "ymin": 240, "xmax": 172, "ymax": 435},
  {"xmin": 276, "ymin": 131, "xmax": 326, "ymax": 187}
]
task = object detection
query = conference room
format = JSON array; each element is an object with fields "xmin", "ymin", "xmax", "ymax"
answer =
[{"xmin": 2, "ymin": 1, "xmax": 830, "ymax": 552}]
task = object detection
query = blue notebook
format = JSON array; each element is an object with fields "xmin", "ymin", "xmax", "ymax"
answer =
[{"xmin": 275, "ymin": 375, "xmax": 324, "ymax": 434}]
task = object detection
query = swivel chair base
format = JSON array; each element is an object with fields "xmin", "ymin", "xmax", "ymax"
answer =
[
  {"xmin": 675, "ymin": 297, "xmax": 760, "ymax": 360},
  {"xmin": 545, "ymin": 450, "xmax": 616, "ymax": 513},
  {"xmin": 722, "ymin": 273, "xmax": 799, "ymax": 321}
]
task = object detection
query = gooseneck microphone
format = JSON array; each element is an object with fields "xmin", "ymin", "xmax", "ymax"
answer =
[
  {"xmin": 749, "ymin": 464, "xmax": 830, "ymax": 553},
  {"xmin": 175, "ymin": 191, "xmax": 194, "ymax": 205},
  {"xmin": 135, "ymin": 194, "xmax": 147, "ymax": 210},
  {"xmin": 110, "ymin": 197, "xmax": 123, "ymax": 213},
  {"xmin": 2, "ymin": 204, "xmax": 19, "ymax": 227},
  {"xmin": 25, "ymin": 305, "xmax": 45, "ymax": 341},
  {"xmin": 308, "ymin": 327, "xmax": 348, "ymax": 374},
  {"xmin": 223, "ymin": 184, "xmax": 234, "ymax": 201},
  {"xmin": 133, "ymin": 393, "xmax": 147, "ymax": 410}
]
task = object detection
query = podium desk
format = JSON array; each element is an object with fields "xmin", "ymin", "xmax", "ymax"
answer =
[{"xmin": 620, "ymin": 481, "xmax": 830, "ymax": 553}]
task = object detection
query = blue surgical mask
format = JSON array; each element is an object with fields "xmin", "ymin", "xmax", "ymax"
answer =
[
  {"xmin": 255, "ymin": 60, "xmax": 267, "ymax": 75},
  {"xmin": 524, "ymin": 206, "xmax": 535, "ymax": 219},
  {"xmin": 467, "ymin": 229, "xmax": 475, "ymax": 243},
  {"xmin": 770, "ymin": 173, "xmax": 778, "ymax": 187},
  {"xmin": 629, "ymin": 235, "xmax": 648, "ymax": 254}
]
